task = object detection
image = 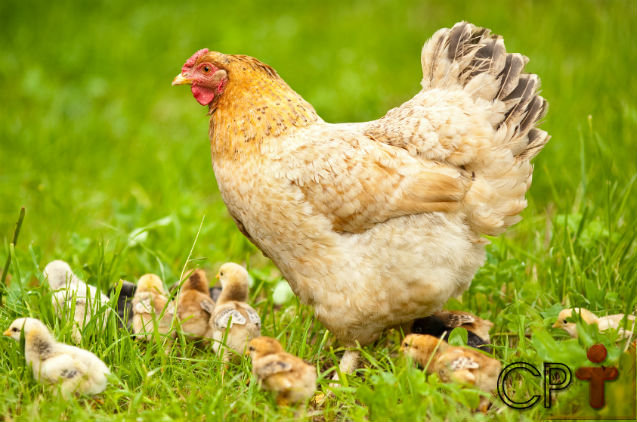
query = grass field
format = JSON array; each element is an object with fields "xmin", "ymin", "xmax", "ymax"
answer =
[{"xmin": 1, "ymin": 0, "xmax": 636, "ymax": 420}]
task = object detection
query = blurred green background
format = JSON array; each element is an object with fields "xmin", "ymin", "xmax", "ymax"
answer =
[
  {"xmin": 1, "ymin": 1, "xmax": 636, "ymax": 420},
  {"xmin": 1, "ymin": 0, "xmax": 635, "ymax": 272}
]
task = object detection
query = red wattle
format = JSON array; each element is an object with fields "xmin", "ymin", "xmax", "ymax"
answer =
[{"xmin": 191, "ymin": 85, "xmax": 215, "ymax": 106}]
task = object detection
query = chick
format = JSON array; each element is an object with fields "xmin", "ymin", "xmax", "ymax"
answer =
[
  {"xmin": 3, "ymin": 317, "xmax": 110, "ymax": 397},
  {"xmin": 553, "ymin": 308, "xmax": 636, "ymax": 339},
  {"xmin": 108, "ymin": 279, "xmax": 137, "ymax": 329},
  {"xmin": 411, "ymin": 310, "xmax": 494, "ymax": 352},
  {"xmin": 131, "ymin": 274, "xmax": 175, "ymax": 340},
  {"xmin": 207, "ymin": 263, "xmax": 260, "ymax": 359},
  {"xmin": 401, "ymin": 334, "xmax": 501, "ymax": 411},
  {"xmin": 248, "ymin": 336, "xmax": 317, "ymax": 406},
  {"xmin": 43, "ymin": 260, "xmax": 110, "ymax": 344},
  {"xmin": 176, "ymin": 269, "xmax": 215, "ymax": 338}
]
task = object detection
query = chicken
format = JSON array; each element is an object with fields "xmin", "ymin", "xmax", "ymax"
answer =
[
  {"xmin": 43, "ymin": 260, "xmax": 110, "ymax": 344},
  {"xmin": 176, "ymin": 269, "xmax": 215, "ymax": 338},
  {"xmin": 207, "ymin": 263, "xmax": 261, "ymax": 359},
  {"xmin": 108, "ymin": 279, "xmax": 137, "ymax": 329},
  {"xmin": 131, "ymin": 274, "xmax": 175, "ymax": 340},
  {"xmin": 411, "ymin": 310, "xmax": 494, "ymax": 352},
  {"xmin": 553, "ymin": 308, "xmax": 636, "ymax": 339},
  {"xmin": 247, "ymin": 336, "xmax": 317, "ymax": 406},
  {"xmin": 173, "ymin": 22, "xmax": 549, "ymax": 374},
  {"xmin": 3, "ymin": 317, "xmax": 110, "ymax": 397},
  {"xmin": 401, "ymin": 333, "xmax": 500, "ymax": 411}
]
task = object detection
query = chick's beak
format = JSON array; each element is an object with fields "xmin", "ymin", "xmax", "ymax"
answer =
[
  {"xmin": 552, "ymin": 321, "xmax": 560, "ymax": 328},
  {"xmin": 172, "ymin": 73, "xmax": 193, "ymax": 86},
  {"xmin": 215, "ymin": 273, "xmax": 220, "ymax": 280},
  {"xmin": 3, "ymin": 329, "xmax": 11, "ymax": 337}
]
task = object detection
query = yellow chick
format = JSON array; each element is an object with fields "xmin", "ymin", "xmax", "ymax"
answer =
[
  {"xmin": 176, "ymin": 269, "xmax": 216, "ymax": 338},
  {"xmin": 44, "ymin": 260, "xmax": 110, "ymax": 344},
  {"xmin": 248, "ymin": 336, "xmax": 317, "ymax": 406},
  {"xmin": 553, "ymin": 307, "xmax": 636, "ymax": 339},
  {"xmin": 411, "ymin": 310, "xmax": 494, "ymax": 352},
  {"xmin": 131, "ymin": 274, "xmax": 175, "ymax": 340},
  {"xmin": 3, "ymin": 318, "xmax": 110, "ymax": 397},
  {"xmin": 401, "ymin": 334, "xmax": 501, "ymax": 411},
  {"xmin": 207, "ymin": 263, "xmax": 260, "ymax": 359}
]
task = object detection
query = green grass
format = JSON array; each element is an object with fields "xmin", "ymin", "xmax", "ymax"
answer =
[{"xmin": 1, "ymin": 0, "xmax": 636, "ymax": 420}]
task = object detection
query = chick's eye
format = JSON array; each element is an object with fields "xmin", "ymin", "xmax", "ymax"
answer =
[
  {"xmin": 12, "ymin": 327, "xmax": 18, "ymax": 332},
  {"xmin": 563, "ymin": 319, "xmax": 568, "ymax": 324},
  {"xmin": 220, "ymin": 272, "xmax": 224, "ymax": 276},
  {"xmin": 403, "ymin": 342, "xmax": 408, "ymax": 347}
]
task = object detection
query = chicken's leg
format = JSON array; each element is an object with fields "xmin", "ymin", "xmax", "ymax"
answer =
[{"xmin": 331, "ymin": 349, "xmax": 360, "ymax": 385}]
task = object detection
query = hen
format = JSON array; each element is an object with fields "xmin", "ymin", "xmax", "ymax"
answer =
[{"xmin": 173, "ymin": 22, "xmax": 549, "ymax": 373}]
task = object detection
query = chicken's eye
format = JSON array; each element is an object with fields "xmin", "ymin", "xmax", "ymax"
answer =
[{"xmin": 202, "ymin": 65, "xmax": 211, "ymax": 73}]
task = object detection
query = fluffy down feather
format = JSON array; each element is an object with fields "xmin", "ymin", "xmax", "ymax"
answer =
[
  {"xmin": 248, "ymin": 336, "xmax": 317, "ymax": 406},
  {"xmin": 4, "ymin": 318, "xmax": 110, "ymax": 397},
  {"xmin": 401, "ymin": 333, "xmax": 500, "ymax": 411},
  {"xmin": 131, "ymin": 274, "xmax": 175, "ymax": 340},
  {"xmin": 176, "ymin": 269, "xmax": 215, "ymax": 338},
  {"xmin": 207, "ymin": 263, "xmax": 260, "ymax": 359},
  {"xmin": 43, "ymin": 260, "xmax": 110, "ymax": 344}
]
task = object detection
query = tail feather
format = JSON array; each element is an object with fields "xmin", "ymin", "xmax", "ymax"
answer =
[
  {"xmin": 421, "ymin": 22, "xmax": 549, "ymax": 162},
  {"xmin": 420, "ymin": 22, "xmax": 550, "ymax": 236}
]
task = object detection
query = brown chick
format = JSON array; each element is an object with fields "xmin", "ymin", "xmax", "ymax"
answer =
[
  {"xmin": 207, "ymin": 263, "xmax": 260, "ymax": 359},
  {"xmin": 402, "ymin": 334, "xmax": 501, "ymax": 411},
  {"xmin": 131, "ymin": 274, "xmax": 175, "ymax": 340},
  {"xmin": 173, "ymin": 22, "xmax": 549, "ymax": 377},
  {"xmin": 176, "ymin": 269, "xmax": 215, "ymax": 338},
  {"xmin": 248, "ymin": 336, "xmax": 317, "ymax": 406},
  {"xmin": 411, "ymin": 310, "xmax": 494, "ymax": 352}
]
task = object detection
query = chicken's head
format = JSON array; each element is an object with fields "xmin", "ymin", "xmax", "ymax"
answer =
[
  {"xmin": 247, "ymin": 336, "xmax": 284, "ymax": 358},
  {"xmin": 173, "ymin": 49, "xmax": 229, "ymax": 106},
  {"xmin": 137, "ymin": 274, "xmax": 167, "ymax": 295},
  {"xmin": 401, "ymin": 334, "xmax": 445, "ymax": 362},
  {"xmin": 3, "ymin": 317, "xmax": 48, "ymax": 341}
]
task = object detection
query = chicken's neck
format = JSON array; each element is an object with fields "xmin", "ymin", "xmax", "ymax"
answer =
[
  {"xmin": 217, "ymin": 282, "xmax": 248, "ymax": 305},
  {"xmin": 208, "ymin": 76, "xmax": 319, "ymax": 160}
]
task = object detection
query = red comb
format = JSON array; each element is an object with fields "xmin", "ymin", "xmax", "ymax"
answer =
[{"xmin": 182, "ymin": 48, "xmax": 209, "ymax": 73}]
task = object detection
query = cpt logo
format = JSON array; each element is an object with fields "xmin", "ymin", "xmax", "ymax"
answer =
[{"xmin": 497, "ymin": 344, "xmax": 618, "ymax": 409}]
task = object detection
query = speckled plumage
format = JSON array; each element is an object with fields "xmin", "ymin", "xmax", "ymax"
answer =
[
  {"xmin": 402, "ymin": 333, "xmax": 500, "ymax": 410},
  {"xmin": 175, "ymin": 22, "xmax": 549, "ymax": 348},
  {"xmin": 131, "ymin": 274, "xmax": 175, "ymax": 340},
  {"xmin": 208, "ymin": 263, "xmax": 261, "ymax": 358},
  {"xmin": 248, "ymin": 337, "xmax": 317, "ymax": 406},
  {"xmin": 4, "ymin": 318, "xmax": 110, "ymax": 397}
]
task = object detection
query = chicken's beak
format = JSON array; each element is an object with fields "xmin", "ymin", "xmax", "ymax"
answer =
[
  {"xmin": 172, "ymin": 73, "xmax": 193, "ymax": 86},
  {"xmin": 3, "ymin": 329, "xmax": 11, "ymax": 337}
]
